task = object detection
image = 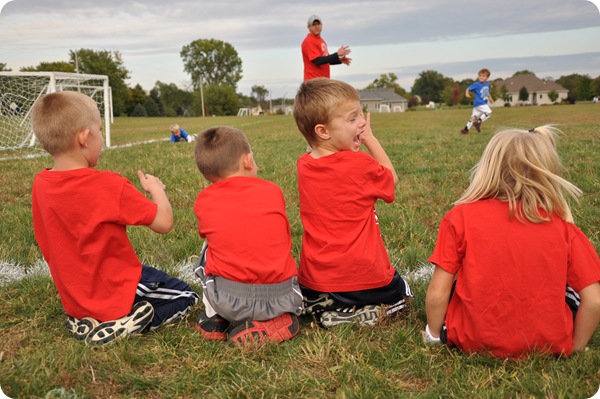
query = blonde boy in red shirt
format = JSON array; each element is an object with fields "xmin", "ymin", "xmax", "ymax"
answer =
[{"xmin": 293, "ymin": 78, "xmax": 413, "ymax": 327}]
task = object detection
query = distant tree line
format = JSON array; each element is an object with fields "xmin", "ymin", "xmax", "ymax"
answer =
[
  {"xmin": 371, "ymin": 69, "xmax": 600, "ymax": 108},
  {"xmin": 2, "ymin": 41, "xmax": 599, "ymax": 117}
]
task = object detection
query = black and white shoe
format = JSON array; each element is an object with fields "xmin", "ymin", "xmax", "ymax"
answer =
[
  {"xmin": 319, "ymin": 305, "xmax": 381, "ymax": 328},
  {"xmin": 301, "ymin": 294, "xmax": 335, "ymax": 315},
  {"xmin": 65, "ymin": 316, "xmax": 99, "ymax": 340},
  {"xmin": 85, "ymin": 301, "xmax": 154, "ymax": 345}
]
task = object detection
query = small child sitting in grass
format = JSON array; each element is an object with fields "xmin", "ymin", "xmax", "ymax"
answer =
[
  {"xmin": 192, "ymin": 125, "xmax": 302, "ymax": 344},
  {"xmin": 425, "ymin": 125, "xmax": 600, "ymax": 358},
  {"xmin": 31, "ymin": 91, "xmax": 199, "ymax": 345},
  {"xmin": 292, "ymin": 78, "xmax": 413, "ymax": 328}
]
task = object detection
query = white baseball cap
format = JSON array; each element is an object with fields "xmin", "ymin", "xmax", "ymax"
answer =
[{"xmin": 307, "ymin": 15, "xmax": 321, "ymax": 26}]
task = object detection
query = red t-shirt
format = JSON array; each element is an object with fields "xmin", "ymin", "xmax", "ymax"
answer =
[
  {"xmin": 302, "ymin": 33, "xmax": 330, "ymax": 80},
  {"xmin": 429, "ymin": 199, "xmax": 600, "ymax": 358},
  {"xmin": 32, "ymin": 168, "xmax": 157, "ymax": 321},
  {"xmin": 194, "ymin": 176, "xmax": 297, "ymax": 284},
  {"xmin": 297, "ymin": 151, "xmax": 396, "ymax": 292}
]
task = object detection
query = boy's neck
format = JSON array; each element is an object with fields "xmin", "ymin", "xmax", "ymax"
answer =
[{"xmin": 51, "ymin": 152, "xmax": 92, "ymax": 171}]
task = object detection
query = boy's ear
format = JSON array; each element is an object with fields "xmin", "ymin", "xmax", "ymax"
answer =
[
  {"xmin": 76, "ymin": 129, "xmax": 90, "ymax": 147},
  {"xmin": 242, "ymin": 152, "xmax": 254, "ymax": 170},
  {"xmin": 314, "ymin": 124, "xmax": 330, "ymax": 140}
]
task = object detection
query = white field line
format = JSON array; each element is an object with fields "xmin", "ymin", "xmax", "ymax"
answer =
[
  {"xmin": 1, "ymin": 257, "xmax": 432, "ymax": 287},
  {"xmin": 0, "ymin": 256, "xmax": 201, "ymax": 287},
  {"xmin": 0, "ymin": 138, "xmax": 169, "ymax": 162}
]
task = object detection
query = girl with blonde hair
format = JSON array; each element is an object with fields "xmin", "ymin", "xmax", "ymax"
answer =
[{"xmin": 425, "ymin": 125, "xmax": 600, "ymax": 358}]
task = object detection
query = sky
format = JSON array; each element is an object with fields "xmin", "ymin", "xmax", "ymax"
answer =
[{"xmin": 1, "ymin": 0, "xmax": 599, "ymax": 99}]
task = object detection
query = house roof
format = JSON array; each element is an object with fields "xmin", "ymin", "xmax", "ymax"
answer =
[
  {"xmin": 358, "ymin": 88, "xmax": 408, "ymax": 102},
  {"xmin": 493, "ymin": 74, "xmax": 568, "ymax": 94}
]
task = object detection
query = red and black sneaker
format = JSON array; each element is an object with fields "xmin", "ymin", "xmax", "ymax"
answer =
[
  {"xmin": 228, "ymin": 313, "xmax": 300, "ymax": 344},
  {"xmin": 195, "ymin": 312, "xmax": 230, "ymax": 341},
  {"xmin": 473, "ymin": 121, "xmax": 481, "ymax": 132}
]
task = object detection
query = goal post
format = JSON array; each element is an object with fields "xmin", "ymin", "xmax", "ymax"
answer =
[{"xmin": 0, "ymin": 72, "xmax": 113, "ymax": 150}]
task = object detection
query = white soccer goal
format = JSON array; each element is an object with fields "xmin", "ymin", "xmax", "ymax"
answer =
[
  {"xmin": 379, "ymin": 104, "xmax": 391, "ymax": 112},
  {"xmin": 0, "ymin": 72, "xmax": 113, "ymax": 151}
]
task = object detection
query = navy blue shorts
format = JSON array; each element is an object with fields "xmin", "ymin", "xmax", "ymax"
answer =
[{"xmin": 134, "ymin": 265, "xmax": 199, "ymax": 331}]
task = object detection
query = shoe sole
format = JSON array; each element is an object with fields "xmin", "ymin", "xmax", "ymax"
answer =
[
  {"xmin": 229, "ymin": 313, "xmax": 299, "ymax": 344},
  {"xmin": 195, "ymin": 312, "xmax": 229, "ymax": 341},
  {"xmin": 65, "ymin": 316, "xmax": 99, "ymax": 340},
  {"xmin": 319, "ymin": 305, "xmax": 381, "ymax": 328},
  {"xmin": 301, "ymin": 294, "xmax": 334, "ymax": 315},
  {"xmin": 85, "ymin": 302, "xmax": 154, "ymax": 345}
]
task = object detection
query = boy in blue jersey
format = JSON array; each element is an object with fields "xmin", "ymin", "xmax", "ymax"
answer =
[
  {"xmin": 461, "ymin": 69, "xmax": 493, "ymax": 134},
  {"xmin": 170, "ymin": 124, "xmax": 196, "ymax": 143}
]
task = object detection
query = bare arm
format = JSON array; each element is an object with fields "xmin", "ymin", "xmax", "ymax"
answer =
[
  {"xmin": 360, "ymin": 112, "xmax": 398, "ymax": 185},
  {"xmin": 137, "ymin": 170, "xmax": 173, "ymax": 234},
  {"xmin": 464, "ymin": 89, "xmax": 471, "ymax": 98},
  {"xmin": 425, "ymin": 265, "xmax": 455, "ymax": 338},
  {"xmin": 573, "ymin": 282, "xmax": 600, "ymax": 351}
]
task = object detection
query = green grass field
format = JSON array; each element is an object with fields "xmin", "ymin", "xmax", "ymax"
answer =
[{"xmin": 1, "ymin": 104, "xmax": 599, "ymax": 398}]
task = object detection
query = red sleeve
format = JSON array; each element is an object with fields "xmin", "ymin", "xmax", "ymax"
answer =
[
  {"xmin": 117, "ymin": 179, "xmax": 158, "ymax": 226},
  {"xmin": 428, "ymin": 210, "xmax": 464, "ymax": 275},
  {"xmin": 566, "ymin": 223, "xmax": 600, "ymax": 292}
]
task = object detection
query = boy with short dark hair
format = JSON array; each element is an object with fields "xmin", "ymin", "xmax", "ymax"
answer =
[
  {"xmin": 461, "ymin": 68, "xmax": 493, "ymax": 134},
  {"xmin": 193, "ymin": 125, "xmax": 302, "ymax": 344},
  {"xmin": 293, "ymin": 78, "xmax": 413, "ymax": 327},
  {"xmin": 31, "ymin": 91, "xmax": 199, "ymax": 345}
]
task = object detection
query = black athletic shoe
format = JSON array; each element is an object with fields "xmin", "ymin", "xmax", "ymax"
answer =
[
  {"xmin": 460, "ymin": 128, "xmax": 469, "ymax": 135},
  {"xmin": 194, "ymin": 312, "xmax": 230, "ymax": 341},
  {"xmin": 85, "ymin": 301, "xmax": 154, "ymax": 345},
  {"xmin": 65, "ymin": 316, "xmax": 99, "ymax": 340},
  {"xmin": 319, "ymin": 305, "xmax": 381, "ymax": 328},
  {"xmin": 301, "ymin": 294, "xmax": 334, "ymax": 315},
  {"xmin": 473, "ymin": 121, "xmax": 481, "ymax": 132}
]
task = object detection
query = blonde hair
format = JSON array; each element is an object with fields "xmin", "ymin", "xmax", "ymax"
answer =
[
  {"xmin": 456, "ymin": 125, "xmax": 581, "ymax": 223},
  {"xmin": 195, "ymin": 126, "xmax": 251, "ymax": 181},
  {"xmin": 170, "ymin": 124, "xmax": 180, "ymax": 133},
  {"xmin": 31, "ymin": 91, "xmax": 99, "ymax": 156},
  {"xmin": 293, "ymin": 78, "xmax": 360, "ymax": 147}
]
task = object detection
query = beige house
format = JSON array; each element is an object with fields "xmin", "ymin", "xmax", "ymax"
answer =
[
  {"xmin": 492, "ymin": 74, "xmax": 569, "ymax": 106},
  {"xmin": 358, "ymin": 88, "xmax": 408, "ymax": 112}
]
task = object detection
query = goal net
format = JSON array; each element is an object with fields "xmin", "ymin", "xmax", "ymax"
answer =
[{"xmin": 0, "ymin": 72, "xmax": 113, "ymax": 151}]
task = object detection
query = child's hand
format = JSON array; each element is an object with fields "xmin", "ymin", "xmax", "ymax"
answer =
[
  {"xmin": 137, "ymin": 170, "xmax": 166, "ymax": 193},
  {"xmin": 359, "ymin": 112, "xmax": 375, "ymax": 144}
]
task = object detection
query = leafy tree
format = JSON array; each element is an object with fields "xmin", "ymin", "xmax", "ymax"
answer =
[
  {"xmin": 411, "ymin": 70, "xmax": 451, "ymax": 103},
  {"xmin": 548, "ymin": 90, "xmax": 559, "ymax": 103},
  {"xmin": 556, "ymin": 74, "xmax": 582, "ymax": 97},
  {"xmin": 500, "ymin": 84, "xmax": 510, "ymax": 102},
  {"xmin": 131, "ymin": 103, "xmax": 147, "ymax": 117},
  {"xmin": 593, "ymin": 75, "xmax": 600, "ymax": 97},
  {"xmin": 180, "ymin": 39, "xmax": 243, "ymax": 89},
  {"xmin": 519, "ymin": 86, "xmax": 529, "ymax": 103},
  {"xmin": 441, "ymin": 83, "xmax": 462, "ymax": 106},
  {"xmin": 513, "ymin": 70, "xmax": 536, "ymax": 77},
  {"xmin": 126, "ymin": 84, "xmax": 148, "ymax": 116},
  {"xmin": 204, "ymin": 84, "xmax": 239, "ymax": 116},
  {"xmin": 20, "ymin": 61, "xmax": 75, "ymax": 73},
  {"xmin": 69, "ymin": 49, "xmax": 130, "ymax": 116},
  {"xmin": 0, "ymin": 62, "xmax": 11, "ymax": 71},
  {"xmin": 149, "ymin": 88, "xmax": 165, "ymax": 116},
  {"xmin": 576, "ymin": 75, "xmax": 594, "ymax": 101},
  {"xmin": 366, "ymin": 73, "xmax": 408, "ymax": 97},
  {"xmin": 152, "ymin": 81, "xmax": 194, "ymax": 117},
  {"xmin": 251, "ymin": 85, "xmax": 269, "ymax": 111},
  {"xmin": 144, "ymin": 97, "xmax": 160, "ymax": 116}
]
